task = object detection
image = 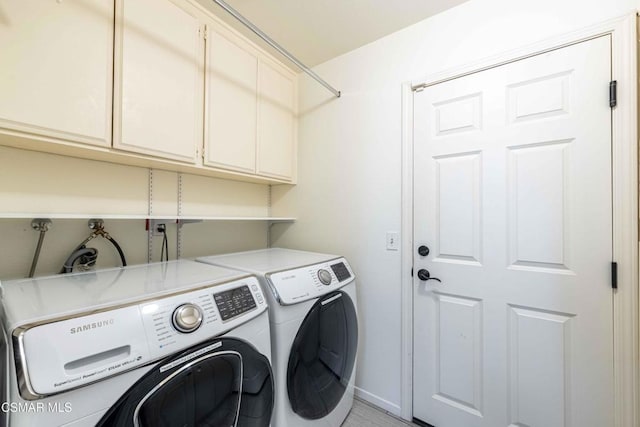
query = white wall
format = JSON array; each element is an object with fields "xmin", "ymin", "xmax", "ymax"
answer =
[
  {"xmin": 0, "ymin": 146, "xmax": 272, "ymax": 280},
  {"xmin": 272, "ymin": 0, "xmax": 638, "ymax": 415}
]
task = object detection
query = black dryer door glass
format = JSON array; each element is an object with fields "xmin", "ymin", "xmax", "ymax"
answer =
[
  {"xmin": 287, "ymin": 290, "xmax": 358, "ymax": 420},
  {"xmin": 97, "ymin": 338, "xmax": 274, "ymax": 427}
]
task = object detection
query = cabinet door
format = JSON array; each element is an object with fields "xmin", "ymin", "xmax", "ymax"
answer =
[
  {"xmin": 0, "ymin": 0, "xmax": 113, "ymax": 146},
  {"xmin": 204, "ymin": 25, "xmax": 257, "ymax": 173},
  {"xmin": 114, "ymin": 0, "xmax": 203, "ymax": 163},
  {"xmin": 257, "ymin": 59, "xmax": 296, "ymax": 181}
]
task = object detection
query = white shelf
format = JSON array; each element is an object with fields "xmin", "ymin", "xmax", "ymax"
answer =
[
  {"xmin": 0, "ymin": 213, "xmax": 295, "ymax": 222},
  {"xmin": 0, "ymin": 213, "xmax": 161, "ymax": 220},
  {"xmin": 177, "ymin": 216, "xmax": 295, "ymax": 222}
]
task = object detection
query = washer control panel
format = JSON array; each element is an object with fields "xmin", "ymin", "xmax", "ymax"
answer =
[
  {"xmin": 141, "ymin": 278, "xmax": 265, "ymax": 359},
  {"xmin": 16, "ymin": 276, "xmax": 266, "ymax": 399},
  {"xmin": 267, "ymin": 257, "xmax": 355, "ymax": 305},
  {"xmin": 214, "ymin": 285, "xmax": 257, "ymax": 321}
]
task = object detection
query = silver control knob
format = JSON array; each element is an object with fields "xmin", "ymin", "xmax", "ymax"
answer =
[
  {"xmin": 172, "ymin": 303, "xmax": 203, "ymax": 333},
  {"xmin": 318, "ymin": 269, "xmax": 332, "ymax": 285}
]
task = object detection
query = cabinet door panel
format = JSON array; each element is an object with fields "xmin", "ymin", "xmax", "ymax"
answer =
[
  {"xmin": 115, "ymin": 0, "xmax": 202, "ymax": 163},
  {"xmin": 0, "ymin": 0, "xmax": 113, "ymax": 146},
  {"xmin": 257, "ymin": 60, "xmax": 295, "ymax": 180},
  {"xmin": 205, "ymin": 26, "xmax": 257, "ymax": 173}
]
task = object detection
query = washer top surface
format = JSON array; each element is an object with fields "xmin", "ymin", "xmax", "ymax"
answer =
[
  {"xmin": 1, "ymin": 260, "xmax": 249, "ymax": 325},
  {"xmin": 197, "ymin": 248, "xmax": 341, "ymax": 275}
]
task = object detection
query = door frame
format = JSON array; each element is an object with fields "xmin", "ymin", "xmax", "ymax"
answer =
[{"xmin": 400, "ymin": 13, "xmax": 638, "ymax": 425}]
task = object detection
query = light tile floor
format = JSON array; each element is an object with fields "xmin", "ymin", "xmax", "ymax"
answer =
[{"xmin": 342, "ymin": 399, "xmax": 419, "ymax": 427}]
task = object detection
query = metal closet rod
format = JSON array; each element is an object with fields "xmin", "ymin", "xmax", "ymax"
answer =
[{"xmin": 210, "ymin": 0, "xmax": 341, "ymax": 98}]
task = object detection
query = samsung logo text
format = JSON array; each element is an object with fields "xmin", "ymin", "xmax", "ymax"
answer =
[{"xmin": 70, "ymin": 319, "xmax": 114, "ymax": 334}]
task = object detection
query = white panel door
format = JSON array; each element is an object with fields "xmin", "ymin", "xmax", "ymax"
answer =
[
  {"xmin": 114, "ymin": 0, "xmax": 202, "ymax": 163},
  {"xmin": 0, "ymin": 0, "xmax": 113, "ymax": 146},
  {"xmin": 204, "ymin": 24, "xmax": 258, "ymax": 173},
  {"xmin": 413, "ymin": 36, "xmax": 613, "ymax": 427}
]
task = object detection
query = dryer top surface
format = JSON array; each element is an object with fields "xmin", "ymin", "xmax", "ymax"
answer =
[{"xmin": 196, "ymin": 248, "xmax": 341, "ymax": 275}]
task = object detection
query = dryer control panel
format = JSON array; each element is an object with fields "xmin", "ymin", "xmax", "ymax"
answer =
[
  {"xmin": 13, "ymin": 276, "xmax": 267, "ymax": 400},
  {"xmin": 266, "ymin": 257, "xmax": 355, "ymax": 305}
]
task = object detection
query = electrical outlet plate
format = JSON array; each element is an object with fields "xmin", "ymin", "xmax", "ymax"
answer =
[{"xmin": 148, "ymin": 219, "xmax": 167, "ymax": 236}]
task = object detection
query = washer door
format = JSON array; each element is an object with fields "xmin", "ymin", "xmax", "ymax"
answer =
[
  {"xmin": 97, "ymin": 338, "xmax": 274, "ymax": 427},
  {"xmin": 287, "ymin": 291, "xmax": 358, "ymax": 419}
]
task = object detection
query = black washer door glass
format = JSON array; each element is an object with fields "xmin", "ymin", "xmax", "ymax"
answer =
[
  {"xmin": 287, "ymin": 291, "xmax": 358, "ymax": 420},
  {"xmin": 97, "ymin": 338, "xmax": 274, "ymax": 427},
  {"xmin": 138, "ymin": 352, "xmax": 242, "ymax": 426}
]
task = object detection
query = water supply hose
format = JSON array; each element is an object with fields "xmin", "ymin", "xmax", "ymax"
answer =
[
  {"xmin": 105, "ymin": 235, "xmax": 127, "ymax": 267},
  {"xmin": 28, "ymin": 219, "xmax": 52, "ymax": 278}
]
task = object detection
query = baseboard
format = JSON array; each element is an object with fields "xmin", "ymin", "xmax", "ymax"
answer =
[{"xmin": 354, "ymin": 386, "xmax": 402, "ymax": 417}]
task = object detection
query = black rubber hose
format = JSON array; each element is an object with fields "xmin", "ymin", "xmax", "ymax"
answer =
[
  {"xmin": 161, "ymin": 230, "xmax": 168, "ymax": 262},
  {"xmin": 106, "ymin": 235, "xmax": 127, "ymax": 267}
]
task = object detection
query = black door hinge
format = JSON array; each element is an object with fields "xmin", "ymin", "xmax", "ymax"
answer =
[
  {"xmin": 411, "ymin": 268, "xmax": 414, "ymax": 277},
  {"xmin": 612, "ymin": 262, "xmax": 618, "ymax": 289},
  {"xmin": 609, "ymin": 80, "xmax": 617, "ymax": 108}
]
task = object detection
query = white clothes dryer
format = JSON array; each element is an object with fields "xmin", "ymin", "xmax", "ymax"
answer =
[
  {"xmin": 197, "ymin": 248, "xmax": 358, "ymax": 427},
  {"xmin": 0, "ymin": 260, "xmax": 274, "ymax": 427}
]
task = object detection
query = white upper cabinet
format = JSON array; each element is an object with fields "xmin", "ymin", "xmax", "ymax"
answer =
[
  {"xmin": 204, "ymin": 20, "xmax": 297, "ymax": 182},
  {"xmin": 113, "ymin": 0, "xmax": 203, "ymax": 163},
  {"xmin": 0, "ymin": 0, "xmax": 297, "ymax": 184},
  {"xmin": 204, "ymin": 23, "xmax": 258, "ymax": 174},
  {"xmin": 0, "ymin": 0, "xmax": 113, "ymax": 147},
  {"xmin": 257, "ymin": 59, "xmax": 296, "ymax": 180}
]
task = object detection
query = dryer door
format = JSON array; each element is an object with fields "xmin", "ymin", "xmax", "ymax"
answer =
[
  {"xmin": 97, "ymin": 338, "xmax": 274, "ymax": 427},
  {"xmin": 287, "ymin": 291, "xmax": 358, "ymax": 419}
]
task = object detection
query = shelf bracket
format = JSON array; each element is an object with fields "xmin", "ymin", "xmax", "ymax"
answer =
[
  {"xmin": 267, "ymin": 221, "xmax": 276, "ymax": 248},
  {"xmin": 177, "ymin": 219, "xmax": 204, "ymax": 226},
  {"xmin": 176, "ymin": 218, "xmax": 203, "ymax": 259},
  {"xmin": 266, "ymin": 219, "xmax": 296, "ymax": 248}
]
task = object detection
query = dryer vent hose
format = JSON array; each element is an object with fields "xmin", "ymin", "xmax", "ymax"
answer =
[
  {"xmin": 62, "ymin": 247, "xmax": 98, "ymax": 273},
  {"xmin": 60, "ymin": 224, "xmax": 127, "ymax": 274}
]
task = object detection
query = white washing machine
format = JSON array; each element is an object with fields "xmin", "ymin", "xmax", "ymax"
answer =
[
  {"xmin": 197, "ymin": 248, "xmax": 358, "ymax": 427},
  {"xmin": 0, "ymin": 260, "xmax": 274, "ymax": 427}
]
